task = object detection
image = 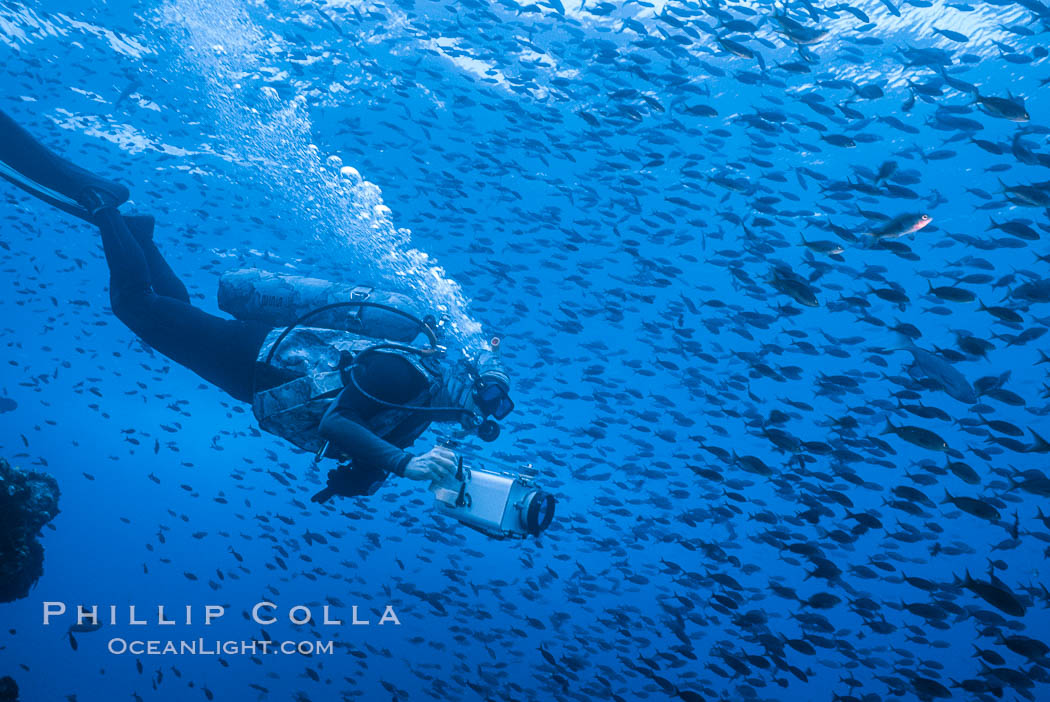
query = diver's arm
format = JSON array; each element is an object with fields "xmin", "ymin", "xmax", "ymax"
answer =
[
  {"xmin": 319, "ymin": 403, "xmax": 413, "ymax": 476},
  {"xmin": 319, "ymin": 408, "xmax": 457, "ymax": 482}
]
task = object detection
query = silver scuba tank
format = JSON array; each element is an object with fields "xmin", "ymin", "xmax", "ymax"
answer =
[{"xmin": 217, "ymin": 268, "xmax": 425, "ymax": 342}]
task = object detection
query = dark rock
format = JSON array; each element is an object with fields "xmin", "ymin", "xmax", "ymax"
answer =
[
  {"xmin": 0, "ymin": 675, "xmax": 17, "ymax": 701},
  {"xmin": 0, "ymin": 457, "xmax": 60, "ymax": 603}
]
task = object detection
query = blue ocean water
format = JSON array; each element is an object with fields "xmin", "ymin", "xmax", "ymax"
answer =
[{"xmin": 1, "ymin": 0, "xmax": 1049, "ymax": 700}]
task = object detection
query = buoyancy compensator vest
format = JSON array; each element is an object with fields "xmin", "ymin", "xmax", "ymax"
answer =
[{"xmin": 217, "ymin": 269, "xmax": 450, "ymax": 455}]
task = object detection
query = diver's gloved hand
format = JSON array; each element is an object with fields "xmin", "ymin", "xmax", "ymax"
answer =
[
  {"xmin": 310, "ymin": 464, "xmax": 387, "ymax": 503},
  {"xmin": 403, "ymin": 446, "xmax": 458, "ymax": 482}
]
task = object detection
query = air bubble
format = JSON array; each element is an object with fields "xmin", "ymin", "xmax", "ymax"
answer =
[{"xmin": 339, "ymin": 166, "xmax": 361, "ymax": 185}]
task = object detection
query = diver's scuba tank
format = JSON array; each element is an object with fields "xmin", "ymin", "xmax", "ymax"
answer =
[{"xmin": 218, "ymin": 269, "xmax": 424, "ymax": 342}]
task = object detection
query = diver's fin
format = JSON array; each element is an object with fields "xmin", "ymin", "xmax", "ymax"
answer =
[
  {"xmin": 0, "ymin": 157, "xmax": 94, "ymax": 222},
  {"xmin": 0, "ymin": 109, "xmax": 129, "ymax": 221}
]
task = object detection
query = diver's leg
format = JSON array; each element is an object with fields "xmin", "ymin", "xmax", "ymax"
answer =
[
  {"xmin": 96, "ymin": 208, "xmax": 271, "ymax": 402},
  {"xmin": 0, "ymin": 109, "xmax": 128, "ymax": 218},
  {"xmin": 122, "ymin": 215, "xmax": 190, "ymax": 303},
  {"xmin": 96, "ymin": 207, "xmax": 151, "ymax": 295}
]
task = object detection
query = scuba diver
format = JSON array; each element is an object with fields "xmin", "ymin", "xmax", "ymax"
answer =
[{"xmin": 0, "ymin": 108, "xmax": 517, "ymax": 502}]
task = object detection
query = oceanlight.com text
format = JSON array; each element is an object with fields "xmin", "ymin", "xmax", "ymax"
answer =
[{"xmin": 107, "ymin": 638, "xmax": 335, "ymax": 656}]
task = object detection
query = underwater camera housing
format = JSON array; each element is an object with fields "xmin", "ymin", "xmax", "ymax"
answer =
[{"xmin": 430, "ymin": 450, "xmax": 555, "ymax": 539}]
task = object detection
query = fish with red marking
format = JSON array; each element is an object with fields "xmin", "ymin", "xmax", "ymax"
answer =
[{"xmin": 865, "ymin": 213, "xmax": 932, "ymax": 239}]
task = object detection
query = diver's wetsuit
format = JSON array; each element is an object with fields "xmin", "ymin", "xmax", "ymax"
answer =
[
  {"xmin": 0, "ymin": 108, "xmax": 273, "ymax": 402},
  {"xmin": 94, "ymin": 208, "xmax": 273, "ymax": 403},
  {"xmin": 97, "ymin": 209, "xmax": 422, "ymax": 477},
  {"xmin": 97, "ymin": 209, "xmax": 426, "ymax": 480},
  {"xmin": 0, "ymin": 108, "xmax": 424, "ymax": 480}
]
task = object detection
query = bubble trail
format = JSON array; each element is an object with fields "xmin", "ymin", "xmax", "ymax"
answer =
[{"xmin": 160, "ymin": 0, "xmax": 485, "ymax": 350}]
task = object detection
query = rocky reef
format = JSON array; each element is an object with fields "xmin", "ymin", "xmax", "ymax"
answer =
[
  {"xmin": 0, "ymin": 457, "xmax": 59, "ymax": 603},
  {"xmin": 0, "ymin": 676, "xmax": 17, "ymax": 702}
]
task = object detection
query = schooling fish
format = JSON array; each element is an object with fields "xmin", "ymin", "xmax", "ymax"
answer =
[
  {"xmin": 973, "ymin": 90, "xmax": 1030, "ymax": 122},
  {"xmin": 865, "ymin": 212, "xmax": 932, "ymax": 239},
  {"xmin": 881, "ymin": 418, "xmax": 949, "ymax": 451},
  {"xmin": 897, "ymin": 343, "xmax": 977, "ymax": 404}
]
